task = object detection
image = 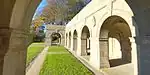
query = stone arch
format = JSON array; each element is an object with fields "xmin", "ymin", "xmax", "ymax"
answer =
[
  {"xmin": 99, "ymin": 15, "xmax": 133, "ymax": 68},
  {"xmin": 50, "ymin": 32, "xmax": 61, "ymax": 46},
  {"xmin": 1, "ymin": 0, "xmax": 42, "ymax": 75},
  {"xmin": 80, "ymin": 25, "xmax": 92, "ymax": 37},
  {"xmin": 81, "ymin": 26, "xmax": 91, "ymax": 59},
  {"xmin": 73, "ymin": 30, "xmax": 78, "ymax": 52}
]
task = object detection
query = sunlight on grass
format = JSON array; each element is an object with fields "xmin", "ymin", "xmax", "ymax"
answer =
[
  {"xmin": 40, "ymin": 46, "xmax": 93, "ymax": 75},
  {"xmin": 48, "ymin": 46, "xmax": 68, "ymax": 52},
  {"xmin": 26, "ymin": 43, "xmax": 44, "ymax": 65}
]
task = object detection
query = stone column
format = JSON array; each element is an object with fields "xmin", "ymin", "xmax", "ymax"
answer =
[
  {"xmin": 3, "ymin": 28, "xmax": 28, "ymax": 75},
  {"xmin": 121, "ymin": 38, "xmax": 132, "ymax": 63},
  {"xmin": 65, "ymin": 35, "xmax": 67, "ymax": 47},
  {"xmin": 73, "ymin": 38, "xmax": 77, "ymax": 52},
  {"xmin": 77, "ymin": 37, "xmax": 82, "ymax": 56},
  {"xmin": 65, "ymin": 34, "xmax": 67, "ymax": 48},
  {"xmin": 70, "ymin": 35, "xmax": 74, "ymax": 51},
  {"xmin": 67, "ymin": 34, "xmax": 69, "ymax": 49},
  {"xmin": 45, "ymin": 37, "xmax": 51, "ymax": 46},
  {"xmin": 81, "ymin": 38, "xmax": 87, "ymax": 56},
  {"xmin": 0, "ymin": 27, "xmax": 11, "ymax": 75},
  {"xmin": 126, "ymin": 2, "xmax": 150, "ymax": 75},
  {"xmin": 69, "ymin": 36, "xmax": 71, "ymax": 49},
  {"xmin": 61, "ymin": 36, "xmax": 65, "ymax": 46},
  {"xmin": 90, "ymin": 37, "xmax": 100, "ymax": 69},
  {"xmin": 49, "ymin": 38, "xmax": 52, "ymax": 46},
  {"xmin": 45, "ymin": 31, "xmax": 50, "ymax": 46},
  {"xmin": 138, "ymin": 35, "xmax": 150, "ymax": 75},
  {"xmin": 129, "ymin": 37, "xmax": 138, "ymax": 75},
  {"xmin": 99, "ymin": 38, "xmax": 110, "ymax": 68}
]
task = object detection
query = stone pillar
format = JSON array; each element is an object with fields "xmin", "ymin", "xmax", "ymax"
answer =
[
  {"xmin": 0, "ymin": 27, "xmax": 11, "ymax": 75},
  {"xmin": 70, "ymin": 35, "xmax": 74, "ymax": 51},
  {"xmin": 64, "ymin": 35, "xmax": 67, "ymax": 47},
  {"xmin": 129, "ymin": 37, "xmax": 138, "ymax": 75},
  {"xmin": 67, "ymin": 34, "xmax": 69, "ymax": 49},
  {"xmin": 59, "ymin": 38, "xmax": 61, "ymax": 45},
  {"xmin": 121, "ymin": 38, "xmax": 132, "ymax": 63},
  {"xmin": 45, "ymin": 37, "xmax": 51, "ymax": 46},
  {"xmin": 65, "ymin": 34, "xmax": 67, "ymax": 48},
  {"xmin": 45, "ymin": 31, "xmax": 51, "ymax": 46},
  {"xmin": 49, "ymin": 38, "xmax": 52, "ymax": 46},
  {"xmin": 61, "ymin": 37, "xmax": 65, "ymax": 46},
  {"xmin": 90, "ymin": 37, "xmax": 100, "ymax": 69},
  {"xmin": 126, "ymin": 2, "xmax": 150, "ymax": 75},
  {"xmin": 69, "ymin": 36, "xmax": 71, "ymax": 49},
  {"xmin": 65, "ymin": 35, "xmax": 67, "ymax": 47},
  {"xmin": 81, "ymin": 38, "xmax": 87, "ymax": 56},
  {"xmin": 77, "ymin": 37, "xmax": 81, "ymax": 56},
  {"xmin": 99, "ymin": 38, "xmax": 110, "ymax": 68},
  {"xmin": 73, "ymin": 38, "xmax": 77, "ymax": 52},
  {"xmin": 3, "ymin": 28, "xmax": 28, "ymax": 75},
  {"xmin": 138, "ymin": 35, "xmax": 150, "ymax": 75}
]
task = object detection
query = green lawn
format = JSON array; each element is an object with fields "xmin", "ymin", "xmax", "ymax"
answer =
[
  {"xmin": 48, "ymin": 46, "xmax": 68, "ymax": 52},
  {"xmin": 40, "ymin": 46, "xmax": 93, "ymax": 75},
  {"xmin": 26, "ymin": 43, "xmax": 45, "ymax": 65}
]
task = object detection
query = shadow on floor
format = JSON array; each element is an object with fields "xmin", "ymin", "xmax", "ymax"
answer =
[{"xmin": 109, "ymin": 59, "xmax": 131, "ymax": 67}]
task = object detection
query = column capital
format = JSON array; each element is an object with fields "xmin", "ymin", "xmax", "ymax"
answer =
[
  {"xmin": 8, "ymin": 27, "xmax": 31, "ymax": 52},
  {"xmin": 0, "ymin": 27, "xmax": 11, "ymax": 55},
  {"xmin": 99, "ymin": 38, "xmax": 108, "ymax": 41},
  {"xmin": 0, "ymin": 27, "xmax": 11, "ymax": 37},
  {"xmin": 10, "ymin": 28, "xmax": 30, "ymax": 38}
]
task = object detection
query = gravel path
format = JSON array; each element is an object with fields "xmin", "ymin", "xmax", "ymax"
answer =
[{"xmin": 26, "ymin": 46, "xmax": 49, "ymax": 75}]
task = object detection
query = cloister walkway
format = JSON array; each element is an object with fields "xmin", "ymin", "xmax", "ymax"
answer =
[{"xmin": 2, "ymin": 0, "xmax": 150, "ymax": 75}]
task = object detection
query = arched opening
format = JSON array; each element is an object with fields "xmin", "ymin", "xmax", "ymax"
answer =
[
  {"xmin": 81, "ymin": 26, "xmax": 90, "ymax": 60},
  {"xmin": 0, "ymin": 0, "xmax": 92, "ymax": 75},
  {"xmin": 73, "ymin": 30, "xmax": 78, "ymax": 52},
  {"xmin": 1, "ymin": 0, "xmax": 42, "ymax": 75},
  {"xmin": 99, "ymin": 16, "xmax": 132, "ymax": 68},
  {"xmin": 69, "ymin": 32, "xmax": 71, "ymax": 48},
  {"xmin": 51, "ymin": 32, "xmax": 61, "ymax": 46}
]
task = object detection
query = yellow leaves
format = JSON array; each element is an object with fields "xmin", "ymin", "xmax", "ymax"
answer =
[{"xmin": 32, "ymin": 16, "xmax": 44, "ymax": 29}]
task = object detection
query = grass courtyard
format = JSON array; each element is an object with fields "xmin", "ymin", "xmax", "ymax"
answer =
[
  {"xmin": 26, "ymin": 43, "xmax": 45, "ymax": 65},
  {"xmin": 40, "ymin": 46, "xmax": 93, "ymax": 75}
]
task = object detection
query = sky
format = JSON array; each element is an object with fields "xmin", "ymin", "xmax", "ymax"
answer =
[
  {"xmin": 32, "ymin": 0, "xmax": 48, "ymax": 20},
  {"xmin": 32, "ymin": 0, "xmax": 48, "ymax": 32}
]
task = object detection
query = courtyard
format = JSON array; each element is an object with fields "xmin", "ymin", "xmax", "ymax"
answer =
[
  {"xmin": 40, "ymin": 46, "xmax": 93, "ymax": 75},
  {"xmin": 26, "ymin": 43, "xmax": 94, "ymax": 75},
  {"xmin": 1, "ymin": 0, "xmax": 150, "ymax": 75}
]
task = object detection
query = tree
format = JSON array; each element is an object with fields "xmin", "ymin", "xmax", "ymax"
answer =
[
  {"xmin": 33, "ymin": 0, "xmax": 89, "ymax": 26},
  {"xmin": 40, "ymin": 3, "xmax": 59, "ymax": 24},
  {"xmin": 64, "ymin": 0, "xmax": 85, "ymax": 21},
  {"xmin": 31, "ymin": 16, "xmax": 44, "ymax": 29}
]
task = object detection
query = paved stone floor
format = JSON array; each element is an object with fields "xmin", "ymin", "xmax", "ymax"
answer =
[
  {"xmin": 101, "ymin": 63, "xmax": 133, "ymax": 75},
  {"xmin": 82, "ymin": 56, "xmax": 90, "ymax": 61},
  {"xmin": 26, "ymin": 46, "xmax": 49, "ymax": 75}
]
